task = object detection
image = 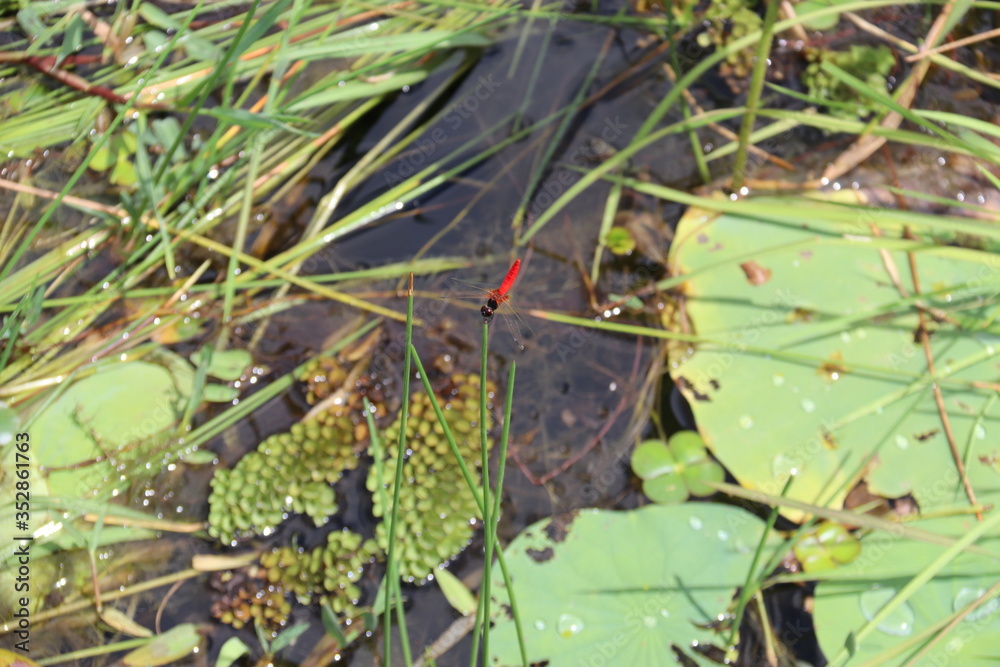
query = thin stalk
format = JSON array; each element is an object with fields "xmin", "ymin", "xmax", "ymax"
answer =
[
  {"xmin": 222, "ymin": 130, "xmax": 264, "ymax": 332},
  {"xmin": 384, "ymin": 276, "xmax": 415, "ymax": 666},
  {"xmin": 36, "ymin": 637, "xmax": 151, "ymax": 665},
  {"xmin": 731, "ymin": 0, "xmax": 781, "ymax": 189},
  {"xmin": 492, "ymin": 361, "xmax": 527, "ymax": 666},
  {"xmin": 726, "ymin": 476, "xmax": 793, "ymax": 653},
  {"xmin": 477, "ymin": 320, "xmax": 493, "ymax": 664}
]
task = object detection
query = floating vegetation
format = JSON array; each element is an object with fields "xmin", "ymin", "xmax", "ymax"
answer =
[
  {"xmin": 207, "ymin": 408, "xmax": 363, "ymax": 543},
  {"xmin": 259, "ymin": 530, "xmax": 380, "ymax": 616},
  {"xmin": 792, "ymin": 520, "xmax": 861, "ymax": 574},
  {"xmin": 210, "ymin": 569, "xmax": 292, "ymax": 632},
  {"xmin": 700, "ymin": 0, "xmax": 762, "ymax": 79},
  {"xmin": 803, "ymin": 45, "xmax": 896, "ymax": 120},
  {"xmin": 299, "ymin": 355, "xmax": 351, "ymax": 406},
  {"xmin": 368, "ymin": 373, "xmax": 493, "ymax": 583},
  {"xmin": 631, "ymin": 431, "xmax": 724, "ymax": 505}
]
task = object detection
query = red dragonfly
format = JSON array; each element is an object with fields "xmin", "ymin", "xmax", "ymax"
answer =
[
  {"xmin": 481, "ymin": 259, "xmax": 520, "ymax": 320},
  {"xmin": 449, "ymin": 259, "xmax": 528, "ymax": 350}
]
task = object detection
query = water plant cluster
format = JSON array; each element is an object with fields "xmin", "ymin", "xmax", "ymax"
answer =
[
  {"xmin": 206, "ymin": 359, "xmax": 491, "ymax": 631},
  {"xmin": 368, "ymin": 372, "xmax": 493, "ymax": 582}
]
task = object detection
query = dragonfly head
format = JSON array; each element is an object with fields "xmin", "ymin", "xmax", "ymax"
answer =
[{"xmin": 481, "ymin": 298, "xmax": 499, "ymax": 319}]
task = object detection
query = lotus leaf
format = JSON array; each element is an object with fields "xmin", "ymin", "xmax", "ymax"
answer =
[
  {"xmin": 489, "ymin": 503, "xmax": 772, "ymax": 665},
  {"xmin": 667, "ymin": 197, "xmax": 1000, "ymax": 521}
]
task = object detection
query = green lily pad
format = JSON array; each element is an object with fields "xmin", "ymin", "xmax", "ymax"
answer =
[
  {"xmin": 489, "ymin": 504, "xmax": 771, "ymax": 665},
  {"xmin": 631, "ymin": 440, "xmax": 677, "ymax": 479},
  {"xmin": 813, "ymin": 514, "xmax": 1000, "ymax": 664},
  {"xmin": 667, "ymin": 196, "xmax": 1000, "ymax": 520},
  {"xmin": 3, "ymin": 362, "xmax": 184, "ymax": 503},
  {"xmin": 631, "ymin": 432, "xmax": 724, "ymax": 504}
]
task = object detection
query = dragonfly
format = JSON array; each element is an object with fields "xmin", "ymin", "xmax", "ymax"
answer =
[{"xmin": 448, "ymin": 259, "xmax": 529, "ymax": 350}]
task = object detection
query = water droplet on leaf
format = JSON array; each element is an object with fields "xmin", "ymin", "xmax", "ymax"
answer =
[
  {"xmin": 557, "ymin": 613, "xmax": 584, "ymax": 637},
  {"xmin": 953, "ymin": 587, "xmax": 1000, "ymax": 622},
  {"xmin": 860, "ymin": 587, "xmax": 914, "ymax": 637}
]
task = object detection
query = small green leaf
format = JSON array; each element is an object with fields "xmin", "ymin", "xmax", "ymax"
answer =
[
  {"xmin": 137, "ymin": 3, "xmax": 181, "ymax": 29},
  {"xmin": 180, "ymin": 34, "xmax": 224, "ymax": 61},
  {"xmin": 669, "ymin": 430, "xmax": 707, "ymax": 465},
  {"xmin": 151, "ymin": 117, "xmax": 185, "ymax": 158},
  {"xmin": 605, "ymin": 227, "xmax": 636, "ymax": 255},
  {"xmin": 435, "ymin": 566, "xmax": 477, "ymax": 616},
  {"xmin": 90, "ymin": 143, "xmax": 113, "ymax": 171},
  {"xmin": 215, "ymin": 637, "xmax": 250, "ymax": 667},
  {"xmin": 59, "ymin": 14, "xmax": 86, "ymax": 63},
  {"xmin": 101, "ymin": 608, "xmax": 153, "ymax": 637},
  {"xmin": 203, "ymin": 349, "xmax": 252, "ymax": 381},
  {"xmin": 793, "ymin": 521, "xmax": 861, "ymax": 573},
  {"xmin": 121, "ymin": 623, "xmax": 202, "ymax": 666},
  {"xmin": 203, "ymin": 383, "xmax": 239, "ymax": 402},
  {"xmin": 642, "ymin": 475, "xmax": 688, "ymax": 504},
  {"xmin": 178, "ymin": 448, "xmax": 216, "ymax": 465},
  {"xmin": 631, "ymin": 440, "xmax": 676, "ymax": 479},
  {"xmin": 110, "ymin": 152, "xmax": 137, "ymax": 186},
  {"xmin": 270, "ymin": 622, "xmax": 309, "ymax": 653},
  {"xmin": 796, "ymin": 0, "xmax": 843, "ymax": 30},
  {"xmin": 143, "ymin": 29, "xmax": 170, "ymax": 53},
  {"xmin": 607, "ymin": 293, "xmax": 644, "ymax": 310},
  {"xmin": 320, "ymin": 602, "xmax": 349, "ymax": 645},
  {"xmin": 682, "ymin": 461, "xmax": 725, "ymax": 497},
  {"xmin": 17, "ymin": 6, "xmax": 45, "ymax": 38}
]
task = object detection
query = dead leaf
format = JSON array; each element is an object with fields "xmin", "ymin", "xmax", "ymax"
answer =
[{"xmin": 740, "ymin": 261, "xmax": 772, "ymax": 286}]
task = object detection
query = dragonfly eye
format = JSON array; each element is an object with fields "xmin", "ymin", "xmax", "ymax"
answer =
[{"xmin": 481, "ymin": 305, "xmax": 494, "ymax": 318}]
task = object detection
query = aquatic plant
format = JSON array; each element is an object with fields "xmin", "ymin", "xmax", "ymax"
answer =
[
  {"xmin": 206, "ymin": 408, "xmax": 362, "ymax": 543},
  {"xmin": 367, "ymin": 373, "xmax": 492, "ymax": 583},
  {"xmin": 803, "ymin": 45, "xmax": 896, "ymax": 120},
  {"xmin": 210, "ymin": 569, "xmax": 293, "ymax": 631},
  {"xmin": 631, "ymin": 430, "xmax": 724, "ymax": 504},
  {"xmin": 259, "ymin": 529, "xmax": 380, "ymax": 616},
  {"xmin": 792, "ymin": 520, "xmax": 861, "ymax": 573}
]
